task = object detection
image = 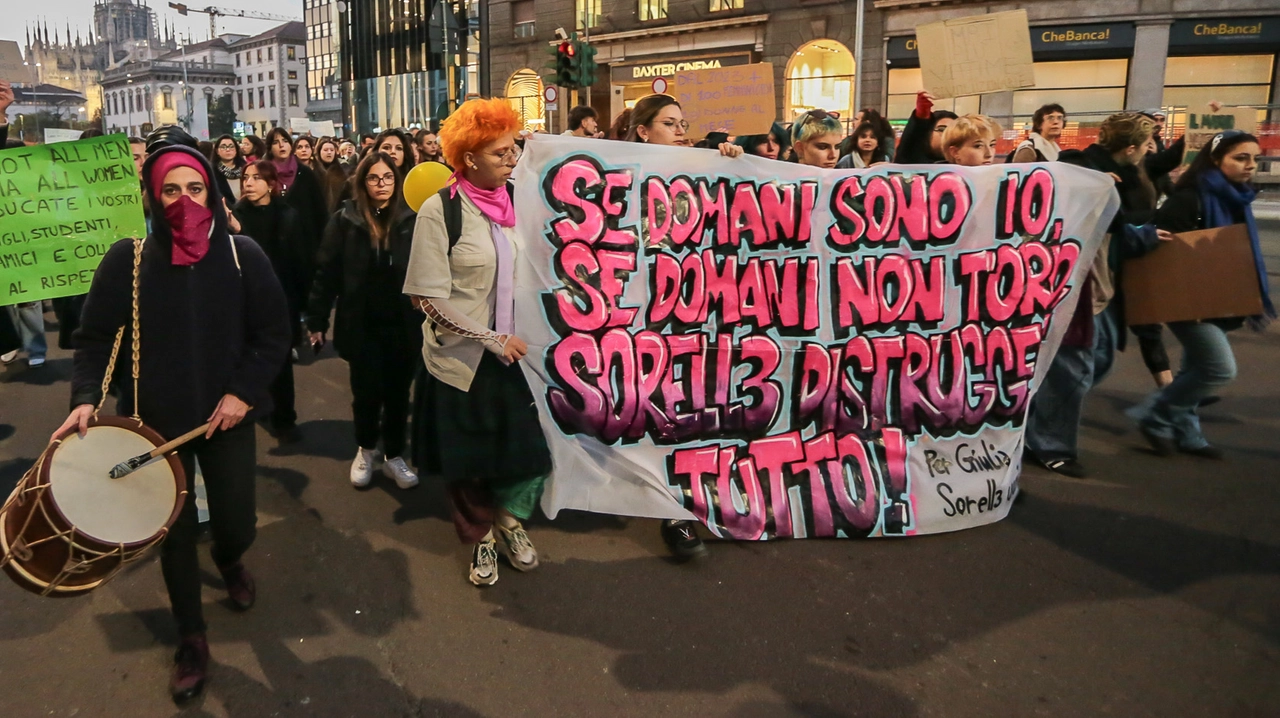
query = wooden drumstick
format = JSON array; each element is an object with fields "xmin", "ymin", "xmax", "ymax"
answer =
[{"xmin": 108, "ymin": 423, "xmax": 211, "ymax": 479}]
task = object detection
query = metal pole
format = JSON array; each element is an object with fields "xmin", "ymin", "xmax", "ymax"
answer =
[
  {"xmin": 478, "ymin": 0, "xmax": 490, "ymax": 97},
  {"xmin": 181, "ymin": 37, "xmax": 192, "ymax": 129},
  {"xmin": 853, "ymin": 0, "xmax": 865, "ymax": 115}
]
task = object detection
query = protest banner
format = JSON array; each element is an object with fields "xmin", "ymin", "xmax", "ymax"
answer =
[
  {"xmin": 0, "ymin": 135, "xmax": 147, "ymax": 303},
  {"xmin": 1124, "ymin": 224, "xmax": 1263, "ymax": 325},
  {"xmin": 918, "ymin": 10, "xmax": 1035, "ymax": 99},
  {"xmin": 43, "ymin": 128, "xmax": 84, "ymax": 144},
  {"xmin": 674, "ymin": 62, "xmax": 775, "ymax": 139},
  {"xmin": 310, "ymin": 120, "xmax": 336, "ymax": 137},
  {"xmin": 1182, "ymin": 109, "xmax": 1258, "ymax": 166},
  {"xmin": 512, "ymin": 136, "xmax": 1118, "ymax": 538}
]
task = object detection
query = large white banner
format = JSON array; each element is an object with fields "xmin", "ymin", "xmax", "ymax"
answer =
[{"xmin": 513, "ymin": 136, "xmax": 1119, "ymax": 538}]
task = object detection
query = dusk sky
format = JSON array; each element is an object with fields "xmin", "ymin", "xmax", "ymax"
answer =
[{"xmin": 3, "ymin": 0, "xmax": 303, "ymax": 49}]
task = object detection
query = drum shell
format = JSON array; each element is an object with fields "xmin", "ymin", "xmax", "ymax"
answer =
[{"xmin": 1, "ymin": 416, "xmax": 186, "ymax": 597}]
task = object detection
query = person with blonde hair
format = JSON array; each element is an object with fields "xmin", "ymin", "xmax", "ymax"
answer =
[
  {"xmin": 791, "ymin": 109, "xmax": 844, "ymax": 169},
  {"xmin": 404, "ymin": 98, "xmax": 552, "ymax": 587},
  {"xmin": 941, "ymin": 114, "xmax": 1002, "ymax": 166},
  {"xmin": 1024, "ymin": 112, "xmax": 1172, "ymax": 478}
]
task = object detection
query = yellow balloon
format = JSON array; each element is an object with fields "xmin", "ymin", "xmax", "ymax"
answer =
[{"xmin": 403, "ymin": 161, "xmax": 455, "ymax": 212}]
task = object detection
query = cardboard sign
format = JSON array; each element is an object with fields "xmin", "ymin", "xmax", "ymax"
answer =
[
  {"xmin": 917, "ymin": 10, "xmax": 1035, "ymax": 99},
  {"xmin": 511, "ymin": 136, "xmax": 1120, "ymax": 537},
  {"xmin": 309, "ymin": 120, "xmax": 336, "ymax": 137},
  {"xmin": 674, "ymin": 62, "xmax": 775, "ymax": 138},
  {"xmin": 43, "ymin": 128, "xmax": 84, "ymax": 144},
  {"xmin": 1123, "ymin": 224, "xmax": 1263, "ymax": 325},
  {"xmin": 0, "ymin": 41, "xmax": 26, "ymax": 83},
  {"xmin": 289, "ymin": 117, "xmax": 310, "ymax": 133},
  {"xmin": 1182, "ymin": 110, "xmax": 1258, "ymax": 166},
  {"xmin": 0, "ymin": 135, "xmax": 148, "ymax": 303}
]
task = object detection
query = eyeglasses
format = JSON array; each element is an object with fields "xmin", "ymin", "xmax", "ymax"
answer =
[
  {"xmin": 491, "ymin": 147, "xmax": 519, "ymax": 162},
  {"xmin": 659, "ymin": 119, "xmax": 690, "ymax": 132},
  {"xmin": 365, "ymin": 173, "xmax": 397, "ymax": 186},
  {"xmin": 802, "ymin": 109, "xmax": 841, "ymax": 126}
]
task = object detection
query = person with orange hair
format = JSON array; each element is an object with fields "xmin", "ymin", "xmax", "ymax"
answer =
[{"xmin": 404, "ymin": 98, "xmax": 552, "ymax": 587}]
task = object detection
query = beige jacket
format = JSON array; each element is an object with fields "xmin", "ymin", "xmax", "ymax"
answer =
[{"xmin": 403, "ymin": 192, "xmax": 516, "ymax": 392}]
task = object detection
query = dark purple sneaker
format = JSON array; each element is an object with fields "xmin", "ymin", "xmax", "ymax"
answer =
[
  {"xmin": 170, "ymin": 633, "xmax": 209, "ymax": 704},
  {"xmin": 219, "ymin": 563, "xmax": 256, "ymax": 611}
]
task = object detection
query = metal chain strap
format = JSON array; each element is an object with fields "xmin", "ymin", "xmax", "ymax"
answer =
[{"xmin": 129, "ymin": 237, "xmax": 142, "ymax": 420}]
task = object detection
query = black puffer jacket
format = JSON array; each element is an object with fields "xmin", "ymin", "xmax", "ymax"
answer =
[
  {"xmin": 71, "ymin": 145, "xmax": 292, "ymax": 439},
  {"xmin": 305, "ymin": 200, "xmax": 422, "ymax": 361}
]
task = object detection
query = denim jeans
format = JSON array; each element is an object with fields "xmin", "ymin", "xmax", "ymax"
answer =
[
  {"xmin": 1025, "ymin": 305, "xmax": 1119, "ymax": 462},
  {"xmin": 1137, "ymin": 321, "xmax": 1236, "ymax": 450},
  {"xmin": 5, "ymin": 302, "xmax": 47, "ymax": 359}
]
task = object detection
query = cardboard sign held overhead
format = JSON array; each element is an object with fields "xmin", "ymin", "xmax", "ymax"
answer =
[
  {"xmin": 43, "ymin": 128, "xmax": 84, "ymax": 144},
  {"xmin": 1182, "ymin": 109, "xmax": 1258, "ymax": 166},
  {"xmin": 1123, "ymin": 224, "xmax": 1264, "ymax": 325},
  {"xmin": 674, "ymin": 62, "xmax": 775, "ymax": 139},
  {"xmin": 309, "ymin": 120, "xmax": 336, "ymax": 137},
  {"xmin": 917, "ymin": 10, "xmax": 1035, "ymax": 99},
  {"xmin": 0, "ymin": 41, "xmax": 26, "ymax": 83}
]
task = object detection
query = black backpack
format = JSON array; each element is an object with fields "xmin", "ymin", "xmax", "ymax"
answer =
[{"xmin": 437, "ymin": 183, "xmax": 515, "ymax": 253}]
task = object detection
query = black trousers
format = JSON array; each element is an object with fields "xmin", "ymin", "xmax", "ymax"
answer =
[
  {"xmin": 267, "ymin": 359, "xmax": 297, "ymax": 429},
  {"xmin": 348, "ymin": 327, "xmax": 417, "ymax": 459},
  {"xmin": 1131, "ymin": 323, "xmax": 1171, "ymax": 375},
  {"xmin": 160, "ymin": 424, "xmax": 257, "ymax": 637}
]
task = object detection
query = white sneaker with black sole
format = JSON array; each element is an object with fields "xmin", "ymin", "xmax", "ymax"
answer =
[
  {"xmin": 381, "ymin": 456, "xmax": 419, "ymax": 489},
  {"xmin": 470, "ymin": 538, "xmax": 499, "ymax": 586},
  {"xmin": 349, "ymin": 448, "xmax": 381, "ymax": 488},
  {"xmin": 496, "ymin": 522, "xmax": 539, "ymax": 572}
]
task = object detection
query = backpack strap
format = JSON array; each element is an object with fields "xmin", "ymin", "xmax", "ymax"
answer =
[{"xmin": 437, "ymin": 182, "xmax": 515, "ymax": 254}]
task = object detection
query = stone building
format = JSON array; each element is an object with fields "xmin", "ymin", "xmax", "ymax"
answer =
[{"xmin": 228, "ymin": 22, "xmax": 308, "ymax": 136}]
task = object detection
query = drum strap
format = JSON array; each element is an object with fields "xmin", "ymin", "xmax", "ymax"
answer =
[{"xmin": 97, "ymin": 238, "xmax": 144, "ymax": 421}]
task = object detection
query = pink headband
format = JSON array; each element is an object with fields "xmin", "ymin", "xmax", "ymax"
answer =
[{"xmin": 148, "ymin": 152, "xmax": 211, "ymax": 200}]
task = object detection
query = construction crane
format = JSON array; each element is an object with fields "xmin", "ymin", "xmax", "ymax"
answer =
[{"xmin": 167, "ymin": 3, "xmax": 299, "ymax": 38}]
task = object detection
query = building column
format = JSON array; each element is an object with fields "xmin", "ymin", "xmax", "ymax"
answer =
[
  {"xmin": 981, "ymin": 90, "xmax": 1014, "ymax": 128},
  {"xmin": 1126, "ymin": 21, "xmax": 1172, "ymax": 111}
]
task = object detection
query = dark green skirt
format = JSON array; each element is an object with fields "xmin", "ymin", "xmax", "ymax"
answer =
[{"xmin": 412, "ymin": 352, "xmax": 553, "ymax": 487}]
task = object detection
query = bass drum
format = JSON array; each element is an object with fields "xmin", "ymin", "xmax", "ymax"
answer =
[{"xmin": 0, "ymin": 416, "xmax": 187, "ymax": 597}]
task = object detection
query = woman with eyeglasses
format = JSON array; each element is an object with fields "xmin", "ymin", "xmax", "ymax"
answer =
[
  {"xmin": 233, "ymin": 161, "xmax": 311, "ymax": 444},
  {"xmin": 1134, "ymin": 131, "xmax": 1272, "ymax": 460},
  {"xmin": 894, "ymin": 91, "xmax": 958, "ymax": 164},
  {"xmin": 306, "ymin": 152, "xmax": 423, "ymax": 492},
  {"xmin": 404, "ymin": 98, "xmax": 551, "ymax": 587},
  {"xmin": 210, "ymin": 134, "xmax": 245, "ymax": 202},
  {"xmin": 264, "ymin": 127, "xmax": 329, "ymax": 295},
  {"xmin": 627, "ymin": 94, "xmax": 743, "ymax": 158}
]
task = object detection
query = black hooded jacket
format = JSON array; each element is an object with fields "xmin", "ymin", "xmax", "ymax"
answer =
[
  {"xmin": 71, "ymin": 145, "xmax": 293, "ymax": 439},
  {"xmin": 232, "ymin": 196, "xmax": 310, "ymax": 315}
]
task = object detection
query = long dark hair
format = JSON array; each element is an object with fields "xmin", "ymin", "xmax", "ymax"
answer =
[
  {"xmin": 242, "ymin": 135, "xmax": 267, "ymax": 160},
  {"xmin": 213, "ymin": 134, "xmax": 246, "ymax": 168},
  {"xmin": 372, "ymin": 128, "xmax": 416, "ymax": 170},
  {"xmin": 844, "ymin": 122, "xmax": 887, "ymax": 165},
  {"xmin": 264, "ymin": 127, "xmax": 294, "ymax": 160},
  {"xmin": 241, "ymin": 160, "xmax": 281, "ymax": 198},
  {"xmin": 294, "ymin": 134, "xmax": 317, "ymax": 169},
  {"xmin": 351, "ymin": 151, "xmax": 403, "ymax": 250},
  {"xmin": 314, "ymin": 137, "xmax": 340, "ymax": 170},
  {"xmin": 608, "ymin": 108, "xmax": 632, "ymax": 140},
  {"xmin": 1176, "ymin": 131, "xmax": 1259, "ymax": 191},
  {"xmin": 627, "ymin": 94, "xmax": 681, "ymax": 142}
]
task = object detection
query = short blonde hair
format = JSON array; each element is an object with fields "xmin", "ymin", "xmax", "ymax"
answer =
[{"xmin": 942, "ymin": 114, "xmax": 1003, "ymax": 151}]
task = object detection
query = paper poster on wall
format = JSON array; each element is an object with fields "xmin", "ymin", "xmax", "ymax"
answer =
[
  {"xmin": 0, "ymin": 135, "xmax": 147, "ymax": 303},
  {"xmin": 917, "ymin": 10, "xmax": 1036, "ymax": 99},
  {"xmin": 673, "ymin": 62, "xmax": 775, "ymax": 139},
  {"xmin": 511, "ymin": 136, "xmax": 1118, "ymax": 539}
]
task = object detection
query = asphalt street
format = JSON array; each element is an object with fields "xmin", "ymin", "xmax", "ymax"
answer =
[{"xmin": 0, "ymin": 223, "xmax": 1277, "ymax": 718}]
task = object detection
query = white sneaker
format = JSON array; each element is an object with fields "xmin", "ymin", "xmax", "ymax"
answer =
[
  {"xmin": 469, "ymin": 538, "xmax": 499, "ymax": 586},
  {"xmin": 496, "ymin": 521, "xmax": 539, "ymax": 572},
  {"xmin": 349, "ymin": 448, "xmax": 381, "ymax": 488},
  {"xmin": 0, "ymin": 351, "xmax": 17, "ymax": 365},
  {"xmin": 381, "ymin": 456, "xmax": 419, "ymax": 489},
  {"xmin": 27, "ymin": 357, "xmax": 45, "ymax": 368}
]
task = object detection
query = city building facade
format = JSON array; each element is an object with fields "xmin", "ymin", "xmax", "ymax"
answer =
[
  {"xmin": 228, "ymin": 22, "xmax": 308, "ymax": 136},
  {"xmin": 100, "ymin": 36, "xmax": 237, "ymax": 139},
  {"xmin": 303, "ymin": 0, "xmax": 343, "ymax": 127}
]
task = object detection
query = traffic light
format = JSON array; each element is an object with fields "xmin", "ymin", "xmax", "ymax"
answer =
[
  {"xmin": 577, "ymin": 40, "xmax": 598, "ymax": 87},
  {"xmin": 556, "ymin": 39, "xmax": 579, "ymax": 87}
]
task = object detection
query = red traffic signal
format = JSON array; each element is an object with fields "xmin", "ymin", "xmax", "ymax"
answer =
[{"xmin": 559, "ymin": 41, "xmax": 575, "ymax": 57}]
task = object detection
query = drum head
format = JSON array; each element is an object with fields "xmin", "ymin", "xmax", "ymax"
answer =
[{"xmin": 48, "ymin": 425, "xmax": 180, "ymax": 545}]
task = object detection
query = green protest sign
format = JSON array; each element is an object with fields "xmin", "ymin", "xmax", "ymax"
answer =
[{"xmin": 0, "ymin": 135, "xmax": 146, "ymax": 303}]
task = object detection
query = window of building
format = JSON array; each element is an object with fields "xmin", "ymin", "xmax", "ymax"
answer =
[
  {"xmin": 710, "ymin": 0, "xmax": 743, "ymax": 9},
  {"xmin": 236, "ymin": 53, "xmax": 241, "ymax": 67},
  {"xmin": 257, "ymin": 49, "xmax": 263, "ymax": 63},
  {"xmin": 269, "ymin": 71, "xmax": 275, "ymax": 80},
  {"xmin": 288, "ymin": 86, "xmax": 298, "ymax": 106},
  {"xmin": 1163, "ymin": 54, "xmax": 1273, "ymax": 128},
  {"xmin": 127, "ymin": 93, "xmax": 134, "ymax": 113},
  {"xmin": 248, "ymin": 91, "xmax": 255, "ymax": 109},
  {"xmin": 288, "ymin": 70, "xmax": 297, "ymax": 80},
  {"xmin": 259, "ymin": 88, "xmax": 266, "ymax": 107},
  {"xmin": 268, "ymin": 46, "xmax": 273, "ymax": 61},
  {"xmin": 258, "ymin": 73, "xmax": 264, "ymax": 82},
  {"xmin": 639, "ymin": 0, "xmax": 667, "ymax": 21},
  {"xmin": 576, "ymin": 0, "xmax": 600, "ymax": 30},
  {"xmin": 513, "ymin": 0, "xmax": 536, "ymax": 38},
  {"xmin": 237, "ymin": 90, "xmax": 244, "ymax": 110},
  {"xmin": 784, "ymin": 39, "xmax": 855, "ymax": 121},
  {"xmin": 162, "ymin": 88, "xmax": 173, "ymax": 110},
  {"xmin": 287, "ymin": 45, "xmax": 296, "ymax": 60},
  {"xmin": 505, "ymin": 68, "xmax": 545, "ymax": 132},
  {"xmin": 269, "ymin": 87, "xmax": 276, "ymax": 107}
]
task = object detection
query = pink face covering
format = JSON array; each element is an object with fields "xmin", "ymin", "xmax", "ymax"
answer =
[{"xmin": 163, "ymin": 195, "xmax": 214, "ymax": 266}]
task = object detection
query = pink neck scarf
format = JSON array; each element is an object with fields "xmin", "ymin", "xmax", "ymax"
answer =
[
  {"xmin": 273, "ymin": 155, "xmax": 298, "ymax": 191},
  {"xmin": 452, "ymin": 175, "xmax": 514, "ymax": 228}
]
